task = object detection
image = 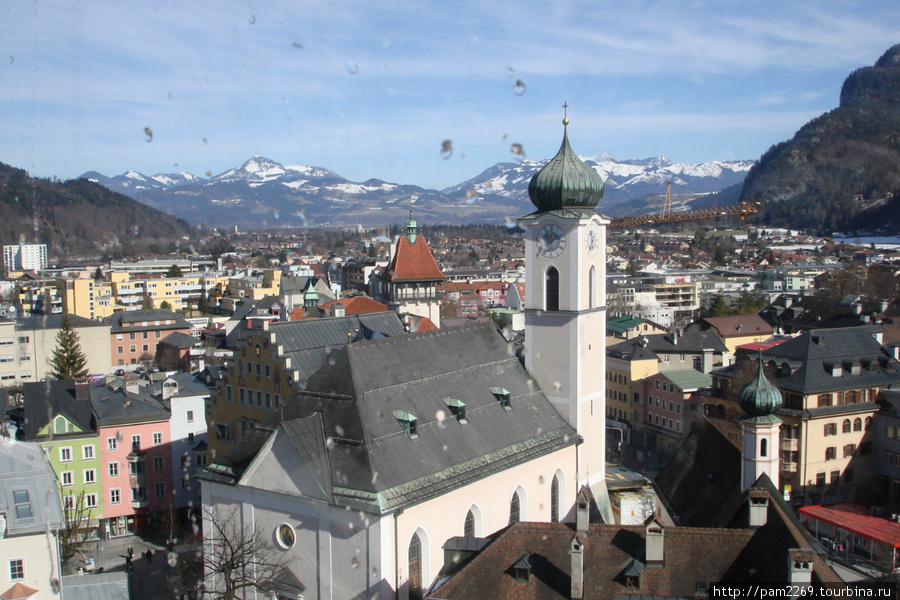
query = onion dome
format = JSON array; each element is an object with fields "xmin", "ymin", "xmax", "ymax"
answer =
[
  {"xmin": 739, "ymin": 357, "xmax": 782, "ymax": 418},
  {"xmin": 528, "ymin": 119, "xmax": 604, "ymax": 213}
]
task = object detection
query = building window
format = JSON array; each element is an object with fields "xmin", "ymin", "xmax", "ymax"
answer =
[
  {"xmin": 155, "ymin": 482, "xmax": 166, "ymax": 498},
  {"xmin": 63, "ymin": 495, "xmax": 76, "ymax": 511},
  {"xmin": 187, "ymin": 432, "xmax": 195, "ymax": 443},
  {"xmin": 13, "ymin": 490, "xmax": 31, "ymax": 519},
  {"xmin": 551, "ymin": 474, "xmax": 560, "ymax": 523},
  {"xmin": 239, "ymin": 388, "xmax": 245, "ymax": 405},
  {"xmin": 830, "ymin": 470, "xmax": 840, "ymax": 485},
  {"xmin": 153, "ymin": 432, "xmax": 163, "ymax": 446},
  {"xmin": 84, "ymin": 469, "xmax": 96, "ymax": 484},
  {"xmin": 843, "ymin": 444, "xmax": 857, "ymax": 458},
  {"xmin": 60, "ymin": 447, "xmax": 72, "ymax": 462},
  {"xmin": 131, "ymin": 435, "xmax": 141, "ymax": 450},
  {"xmin": 8, "ymin": 559, "xmax": 24, "ymax": 582},
  {"xmin": 107, "ymin": 437, "xmax": 118, "ymax": 451},
  {"xmin": 853, "ymin": 418, "xmax": 862, "ymax": 432},
  {"xmin": 110, "ymin": 489, "xmax": 121, "ymax": 504},
  {"xmin": 464, "ymin": 510, "xmax": 475, "ymax": 538},
  {"xmin": 825, "ymin": 447, "xmax": 836, "ymax": 461},
  {"xmin": 61, "ymin": 471, "xmax": 73, "ymax": 487},
  {"xmin": 824, "ymin": 423, "xmax": 837, "ymax": 437},
  {"xmin": 117, "ymin": 346, "xmax": 124, "ymax": 354},
  {"xmin": 545, "ymin": 267, "xmax": 560, "ymax": 312},
  {"xmin": 196, "ymin": 453, "xmax": 207, "ymax": 467},
  {"xmin": 83, "ymin": 445, "xmax": 95, "ymax": 460},
  {"xmin": 186, "ymin": 410, "xmax": 194, "ymax": 423},
  {"xmin": 84, "ymin": 493, "xmax": 98, "ymax": 509},
  {"xmin": 816, "ymin": 472, "xmax": 826, "ymax": 487},
  {"xmin": 153, "ymin": 456, "xmax": 165, "ymax": 472},
  {"xmin": 226, "ymin": 385, "xmax": 233, "ymax": 403},
  {"xmin": 408, "ymin": 533, "xmax": 423, "ymax": 600},
  {"xmin": 509, "ymin": 492, "xmax": 521, "ymax": 526},
  {"xmin": 845, "ymin": 468, "xmax": 854, "ymax": 484},
  {"xmin": 181, "ymin": 478, "xmax": 190, "ymax": 491},
  {"xmin": 842, "ymin": 419, "xmax": 851, "ymax": 434},
  {"xmin": 760, "ymin": 438, "xmax": 768, "ymax": 458},
  {"xmin": 109, "ymin": 462, "xmax": 119, "ymax": 477}
]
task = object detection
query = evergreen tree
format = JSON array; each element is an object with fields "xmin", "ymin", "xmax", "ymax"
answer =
[
  {"xmin": 166, "ymin": 264, "xmax": 183, "ymax": 277},
  {"xmin": 49, "ymin": 315, "xmax": 89, "ymax": 379},
  {"xmin": 708, "ymin": 294, "xmax": 732, "ymax": 317}
]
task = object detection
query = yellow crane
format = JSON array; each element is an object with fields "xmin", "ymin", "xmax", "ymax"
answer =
[{"xmin": 609, "ymin": 181, "xmax": 759, "ymax": 228}]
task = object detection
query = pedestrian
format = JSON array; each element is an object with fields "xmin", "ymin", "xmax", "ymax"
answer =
[
  {"xmin": 146, "ymin": 548, "xmax": 153, "ymax": 564},
  {"xmin": 127, "ymin": 546, "xmax": 133, "ymax": 560}
]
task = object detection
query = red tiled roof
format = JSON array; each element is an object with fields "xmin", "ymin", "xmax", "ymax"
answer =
[
  {"xmin": 317, "ymin": 296, "xmax": 388, "ymax": 316},
  {"xmin": 0, "ymin": 583, "xmax": 39, "ymax": 600},
  {"xmin": 380, "ymin": 235, "xmax": 445, "ymax": 283},
  {"xmin": 702, "ymin": 315, "xmax": 774, "ymax": 337}
]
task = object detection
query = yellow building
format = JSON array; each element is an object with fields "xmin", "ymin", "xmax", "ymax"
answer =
[
  {"xmin": 226, "ymin": 268, "xmax": 282, "ymax": 301},
  {"xmin": 606, "ymin": 340, "xmax": 660, "ymax": 441},
  {"xmin": 56, "ymin": 278, "xmax": 117, "ymax": 320}
]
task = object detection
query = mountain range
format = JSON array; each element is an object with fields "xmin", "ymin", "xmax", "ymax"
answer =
[{"xmin": 81, "ymin": 154, "xmax": 754, "ymax": 229}]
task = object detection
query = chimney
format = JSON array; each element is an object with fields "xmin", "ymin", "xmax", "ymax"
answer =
[
  {"xmin": 784, "ymin": 297, "xmax": 793, "ymax": 308},
  {"xmin": 701, "ymin": 349, "xmax": 714, "ymax": 374},
  {"xmin": 645, "ymin": 519, "xmax": 664, "ymax": 567},
  {"xmin": 748, "ymin": 489, "xmax": 769, "ymax": 529},
  {"xmin": 852, "ymin": 303, "xmax": 862, "ymax": 315},
  {"xmin": 787, "ymin": 548, "xmax": 814, "ymax": 586},
  {"xmin": 125, "ymin": 379, "xmax": 140, "ymax": 395},
  {"xmin": 331, "ymin": 302, "xmax": 345, "ymax": 318},
  {"xmin": 74, "ymin": 378, "xmax": 91, "ymax": 400},
  {"xmin": 881, "ymin": 300, "xmax": 890, "ymax": 314},
  {"xmin": 570, "ymin": 533, "xmax": 585, "ymax": 599},
  {"xmin": 161, "ymin": 380, "xmax": 178, "ymax": 401},
  {"xmin": 575, "ymin": 487, "xmax": 591, "ymax": 535}
]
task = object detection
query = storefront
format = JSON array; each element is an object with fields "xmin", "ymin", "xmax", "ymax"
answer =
[{"xmin": 799, "ymin": 502, "xmax": 900, "ymax": 571}]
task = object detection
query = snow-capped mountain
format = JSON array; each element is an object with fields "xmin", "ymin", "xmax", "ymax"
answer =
[{"xmin": 81, "ymin": 154, "xmax": 754, "ymax": 228}]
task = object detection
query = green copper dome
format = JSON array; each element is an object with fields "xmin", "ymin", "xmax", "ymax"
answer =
[
  {"xmin": 739, "ymin": 357, "xmax": 782, "ymax": 417},
  {"xmin": 528, "ymin": 127, "xmax": 604, "ymax": 213}
]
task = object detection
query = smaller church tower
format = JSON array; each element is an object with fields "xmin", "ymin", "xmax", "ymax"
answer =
[
  {"xmin": 375, "ymin": 215, "xmax": 445, "ymax": 327},
  {"xmin": 738, "ymin": 355, "xmax": 783, "ymax": 491}
]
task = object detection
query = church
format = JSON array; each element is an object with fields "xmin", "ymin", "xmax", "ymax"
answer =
[{"xmin": 198, "ymin": 114, "xmax": 612, "ymax": 599}]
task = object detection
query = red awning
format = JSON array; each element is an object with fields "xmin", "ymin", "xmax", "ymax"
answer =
[{"xmin": 800, "ymin": 502, "xmax": 900, "ymax": 549}]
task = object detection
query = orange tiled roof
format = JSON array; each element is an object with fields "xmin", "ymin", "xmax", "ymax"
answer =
[
  {"xmin": 318, "ymin": 296, "xmax": 388, "ymax": 316},
  {"xmin": 380, "ymin": 235, "xmax": 445, "ymax": 283}
]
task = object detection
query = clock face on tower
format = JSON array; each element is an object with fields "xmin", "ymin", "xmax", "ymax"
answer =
[
  {"xmin": 585, "ymin": 223, "xmax": 600, "ymax": 256},
  {"xmin": 537, "ymin": 224, "xmax": 566, "ymax": 258}
]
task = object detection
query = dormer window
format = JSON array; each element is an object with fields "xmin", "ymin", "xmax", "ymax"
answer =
[
  {"xmin": 393, "ymin": 410, "xmax": 419, "ymax": 439},
  {"xmin": 443, "ymin": 398, "xmax": 468, "ymax": 424},
  {"xmin": 491, "ymin": 387, "xmax": 512, "ymax": 411},
  {"xmin": 512, "ymin": 552, "xmax": 532, "ymax": 583},
  {"xmin": 13, "ymin": 490, "xmax": 32, "ymax": 519}
]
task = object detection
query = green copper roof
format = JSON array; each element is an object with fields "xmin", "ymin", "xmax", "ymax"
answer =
[
  {"xmin": 528, "ymin": 127, "xmax": 604, "ymax": 213},
  {"xmin": 739, "ymin": 357, "xmax": 783, "ymax": 417}
]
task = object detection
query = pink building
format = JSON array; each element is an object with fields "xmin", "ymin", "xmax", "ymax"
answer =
[{"xmin": 92, "ymin": 378, "xmax": 172, "ymax": 538}]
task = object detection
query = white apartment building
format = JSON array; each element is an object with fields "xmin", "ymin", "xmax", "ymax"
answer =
[{"xmin": 3, "ymin": 244, "xmax": 47, "ymax": 273}]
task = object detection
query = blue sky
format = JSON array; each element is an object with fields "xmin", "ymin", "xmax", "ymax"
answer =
[{"xmin": 2, "ymin": 1, "xmax": 898, "ymax": 190}]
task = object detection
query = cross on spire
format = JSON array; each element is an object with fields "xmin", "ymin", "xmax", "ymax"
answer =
[{"xmin": 562, "ymin": 102, "xmax": 570, "ymax": 126}]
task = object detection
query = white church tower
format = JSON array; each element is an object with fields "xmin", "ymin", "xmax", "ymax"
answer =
[
  {"xmin": 520, "ymin": 109, "xmax": 611, "ymax": 509},
  {"xmin": 738, "ymin": 355, "xmax": 783, "ymax": 491}
]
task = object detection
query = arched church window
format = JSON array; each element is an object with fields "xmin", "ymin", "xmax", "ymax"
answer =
[
  {"xmin": 551, "ymin": 474, "xmax": 560, "ymax": 523},
  {"xmin": 464, "ymin": 510, "xmax": 475, "ymax": 538},
  {"xmin": 509, "ymin": 492, "xmax": 521, "ymax": 526},
  {"xmin": 589, "ymin": 265, "xmax": 596, "ymax": 309},
  {"xmin": 545, "ymin": 267, "xmax": 560, "ymax": 312},
  {"xmin": 760, "ymin": 438, "xmax": 767, "ymax": 457},
  {"xmin": 408, "ymin": 533, "xmax": 423, "ymax": 600}
]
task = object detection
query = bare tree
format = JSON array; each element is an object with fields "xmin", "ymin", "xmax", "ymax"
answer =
[
  {"xmin": 59, "ymin": 489, "xmax": 92, "ymax": 564},
  {"xmin": 201, "ymin": 506, "xmax": 293, "ymax": 600}
]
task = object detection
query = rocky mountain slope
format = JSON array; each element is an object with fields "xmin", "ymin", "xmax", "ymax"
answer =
[
  {"xmin": 0, "ymin": 162, "xmax": 197, "ymax": 259},
  {"xmin": 741, "ymin": 44, "xmax": 900, "ymax": 234}
]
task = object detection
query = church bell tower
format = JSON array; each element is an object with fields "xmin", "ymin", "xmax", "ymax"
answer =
[{"xmin": 520, "ymin": 108, "xmax": 611, "ymax": 503}]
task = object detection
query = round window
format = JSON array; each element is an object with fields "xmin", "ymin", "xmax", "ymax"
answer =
[{"xmin": 276, "ymin": 523, "xmax": 295, "ymax": 550}]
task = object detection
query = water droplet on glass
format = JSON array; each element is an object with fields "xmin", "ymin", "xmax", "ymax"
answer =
[
  {"xmin": 167, "ymin": 552, "xmax": 178, "ymax": 567},
  {"xmin": 441, "ymin": 444, "xmax": 448, "ymax": 451},
  {"xmin": 326, "ymin": 437, "xmax": 335, "ymax": 449},
  {"xmin": 511, "ymin": 143, "xmax": 525, "ymax": 159},
  {"xmin": 440, "ymin": 140, "xmax": 453, "ymax": 160},
  {"xmin": 249, "ymin": 14, "xmax": 256, "ymax": 24},
  {"xmin": 144, "ymin": 127, "xmax": 153, "ymax": 142},
  {"xmin": 563, "ymin": 433, "xmax": 570, "ymax": 443},
  {"xmin": 351, "ymin": 557, "xmax": 359, "ymax": 569},
  {"xmin": 553, "ymin": 381, "xmax": 561, "ymax": 390},
  {"xmin": 513, "ymin": 80, "xmax": 526, "ymax": 96},
  {"xmin": 371, "ymin": 471, "xmax": 378, "ymax": 484},
  {"xmin": 202, "ymin": 137, "xmax": 208, "ymax": 145},
  {"xmin": 538, "ymin": 475, "xmax": 545, "ymax": 484},
  {"xmin": 536, "ymin": 427, "xmax": 543, "ymax": 435},
  {"xmin": 13, "ymin": 196, "xmax": 18, "ymax": 203},
  {"xmin": 335, "ymin": 425, "xmax": 345, "ymax": 437},
  {"xmin": 465, "ymin": 189, "xmax": 477, "ymax": 200},
  {"xmin": 435, "ymin": 410, "xmax": 445, "ymax": 423},
  {"xmin": 506, "ymin": 66, "xmax": 515, "ymax": 77},
  {"xmin": 346, "ymin": 60, "xmax": 359, "ymax": 75},
  {"xmin": 292, "ymin": 42, "xmax": 304, "ymax": 49}
]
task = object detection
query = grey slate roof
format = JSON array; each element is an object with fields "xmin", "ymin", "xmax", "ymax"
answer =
[
  {"xmin": 206, "ymin": 323, "xmax": 580, "ymax": 514},
  {"xmin": 89, "ymin": 380, "xmax": 169, "ymax": 426},
  {"xmin": 716, "ymin": 326, "xmax": 900, "ymax": 395},
  {"xmin": 0, "ymin": 438, "xmax": 65, "ymax": 536},
  {"xmin": 22, "ymin": 380, "xmax": 95, "ymax": 439},
  {"xmin": 102, "ymin": 309, "xmax": 191, "ymax": 333},
  {"xmin": 269, "ymin": 311, "xmax": 410, "ymax": 381},
  {"xmin": 159, "ymin": 331, "xmax": 200, "ymax": 349},
  {"xmin": 16, "ymin": 313, "xmax": 108, "ymax": 331},
  {"xmin": 607, "ymin": 330, "xmax": 727, "ymax": 361}
]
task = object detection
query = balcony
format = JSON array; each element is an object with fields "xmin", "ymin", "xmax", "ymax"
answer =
[
  {"xmin": 781, "ymin": 438, "xmax": 798, "ymax": 451},
  {"xmin": 131, "ymin": 496, "xmax": 149, "ymax": 509},
  {"xmin": 781, "ymin": 462, "xmax": 798, "ymax": 473}
]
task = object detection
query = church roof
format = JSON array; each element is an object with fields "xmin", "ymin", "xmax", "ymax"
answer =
[
  {"xmin": 738, "ymin": 356, "xmax": 783, "ymax": 420},
  {"xmin": 527, "ymin": 123, "xmax": 604, "ymax": 214},
  {"xmin": 379, "ymin": 230, "xmax": 445, "ymax": 283},
  {"xmin": 204, "ymin": 323, "xmax": 579, "ymax": 514}
]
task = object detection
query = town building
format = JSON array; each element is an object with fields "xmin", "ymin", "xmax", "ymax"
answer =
[
  {"xmin": 632, "ymin": 369, "xmax": 712, "ymax": 458},
  {"xmin": 102, "ymin": 309, "xmax": 192, "ymax": 368},
  {"xmin": 0, "ymin": 437, "xmax": 65, "ymax": 600},
  {"xmin": 3, "ymin": 244, "xmax": 47, "ymax": 274},
  {"xmin": 686, "ymin": 314, "xmax": 775, "ymax": 355}
]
